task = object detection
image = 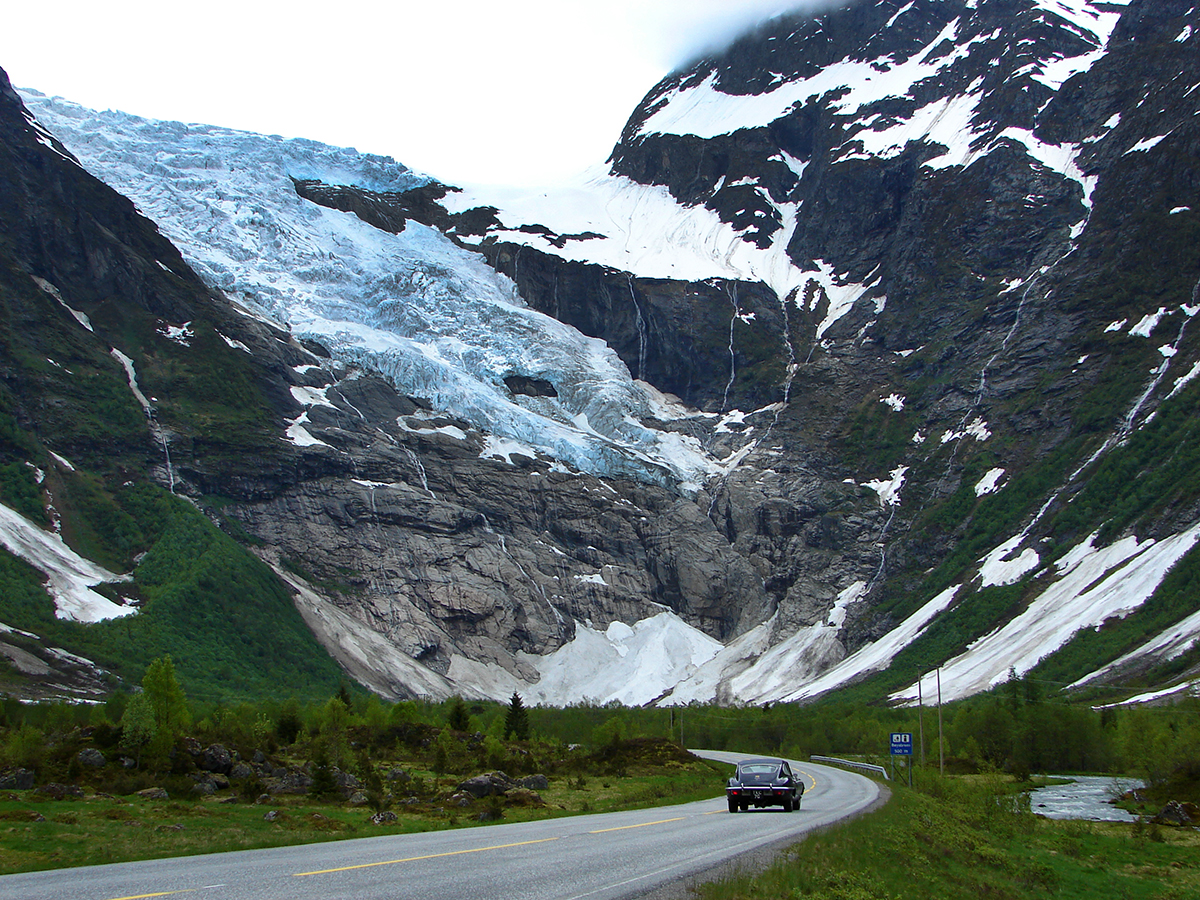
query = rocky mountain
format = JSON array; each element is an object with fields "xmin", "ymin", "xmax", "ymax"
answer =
[{"xmin": 4, "ymin": 0, "xmax": 1200, "ymax": 708}]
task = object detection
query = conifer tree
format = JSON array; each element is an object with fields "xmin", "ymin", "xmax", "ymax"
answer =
[
  {"xmin": 504, "ymin": 691, "xmax": 529, "ymax": 741},
  {"xmin": 447, "ymin": 696, "xmax": 470, "ymax": 731}
]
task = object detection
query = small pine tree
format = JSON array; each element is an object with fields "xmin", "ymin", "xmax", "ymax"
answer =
[
  {"xmin": 447, "ymin": 696, "xmax": 470, "ymax": 732},
  {"xmin": 504, "ymin": 692, "xmax": 529, "ymax": 741},
  {"xmin": 309, "ymin": 750, "xmax": 338, "ymax": 800}
]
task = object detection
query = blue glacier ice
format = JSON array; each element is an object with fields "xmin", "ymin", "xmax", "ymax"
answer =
[{"xmin": 20, "ymin": 90, "xmax": 723, "ymax": 487}]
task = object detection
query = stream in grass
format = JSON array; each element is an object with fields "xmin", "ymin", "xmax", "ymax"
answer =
[{"xmin": 1029, "ymin": 775, "xmax": 1142, "ymax": 821}]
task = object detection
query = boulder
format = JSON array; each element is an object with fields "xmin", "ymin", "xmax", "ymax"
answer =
[
  {"xmin": 370, "ymin": 810, "xmax": 398, "ymax": 825},
  {"xmin": 76, "ymin": 748, "xmax": 106, "ymax": 768},
  {"xmin": 230, "ymin": 762, "xmax": 256, "ymax": 780},
  {"xmin": 347, "ymin": 791, "xmax": 370, "ymax": 806},
  {"xmin": 137, "ymin": 787, "xmax": 169, "ymax": 801},
  {"xmin": 520, "ymin": 774, "xmax": 549, "ymax": 791},
  {"xmin": 503, "ymin": 787, "xmax": 544, "ymax": 807},
  {"xmin": 457, "ymin": 771, "xmax": 515, "ymax": 799},
  {"xmin": 265, "ymin": 769, "xmax": 313, "ymax": 794},
  {"xmin": 0, "ymin": 768, "xmax": 34, "ymax": 790},
  {"xmin": 1150, "ymin": 801, "xmax": 1195, "ymax": 826},
  {"xmin": 198, "ymin": 744, "xmax": 233, "ymax": 774}
]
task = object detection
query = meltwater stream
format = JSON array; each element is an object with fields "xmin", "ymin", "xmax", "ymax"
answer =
[{"xmin": 1030, "ymin": 776, "xmax": 1143, "ymax": 822}]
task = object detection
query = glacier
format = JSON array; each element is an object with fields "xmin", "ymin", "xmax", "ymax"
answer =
[{"xmin": 18, "ymin": 91, "xmax": 728, "ymax": 489}]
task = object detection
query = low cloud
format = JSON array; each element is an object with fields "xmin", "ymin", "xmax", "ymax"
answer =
[{"xmin": 625, "ymin": 0, "xmax": 851, "ymax": 70}]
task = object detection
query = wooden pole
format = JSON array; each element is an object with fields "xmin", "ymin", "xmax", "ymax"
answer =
[
  {"xmin": 918, "ymin": 676, "xmax": 926, "ymax": 768},
  {"xmin": 937, "ymin": 667, "xmax": 944, "ymax": 776}
]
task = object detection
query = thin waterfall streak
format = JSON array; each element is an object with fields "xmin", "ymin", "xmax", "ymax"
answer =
[
  {"xmin": 402, "ymin": 447, "xmax": 434, "ymax": 498},
  {"xmin": 722, "ymin": 282, "xmax": 739, "ymax": 413},
  {"xmin": 628, "ymin": 275, "xmax": 647, "ymax": 381}
]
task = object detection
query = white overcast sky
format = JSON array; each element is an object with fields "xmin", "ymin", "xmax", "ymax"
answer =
[{"xmin": 2, "ymin": 1, "xmax": 837, "ymax": 187}]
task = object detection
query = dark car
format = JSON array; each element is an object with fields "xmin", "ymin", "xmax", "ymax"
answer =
[{"xmin": 726, "ymin": 757, "xmax": 804, "ymax": 812}]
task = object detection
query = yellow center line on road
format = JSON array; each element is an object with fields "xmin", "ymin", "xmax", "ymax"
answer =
[
  {"xmin": 293, "ymin": 837, "xmax": 561, "ymax": 876},
  {"xmin": 106, "ymin": 892, "xmax": 195, "ymax": 900},
  {"xmin": 588, "ymin": 816, "xmax": 685, "ymax": 834}
]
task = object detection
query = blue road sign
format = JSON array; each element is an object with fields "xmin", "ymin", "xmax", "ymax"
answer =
[{"xmin": 890, "ymin": 732, "xmax": 913, "ymax": 756}]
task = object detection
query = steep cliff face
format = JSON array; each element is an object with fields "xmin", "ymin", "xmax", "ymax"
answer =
[
  {"xmin": 4, "ymin": 0, "xmax": 1200, "ymax": 707},
  {"xmin": 391, "ymin": 0, "xmax": 1200, "ymax": 703}
]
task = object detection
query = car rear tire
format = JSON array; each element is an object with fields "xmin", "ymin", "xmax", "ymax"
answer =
[{"xmin": 728, "ymin": 798, "xmax": 737, "ymax": 813}]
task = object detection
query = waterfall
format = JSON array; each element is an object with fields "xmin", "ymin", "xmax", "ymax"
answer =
[
  {"xmin": 627, "ymin": 275, "xmax": 647, "ymax": 381},
  {"xmin": 722, "ymin": 282, "xmax": 740, "ymax": 413},
  {"xmin": 402, "ymin": 447, "xmax": 434, "ymax": 498}
]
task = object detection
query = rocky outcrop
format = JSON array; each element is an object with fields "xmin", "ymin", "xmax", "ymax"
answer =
[{"xmin": 475, "ymin": 245, "xmax": 790, "ymax": 410}]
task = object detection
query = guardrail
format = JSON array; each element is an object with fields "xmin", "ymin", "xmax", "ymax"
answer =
[{"xmin": 811, "ymin": 755, "xmax": 889, "ymax": 780}]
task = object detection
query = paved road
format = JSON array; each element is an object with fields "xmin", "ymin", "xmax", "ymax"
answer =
[{"xmin": 0, "ymin": 752, "xmax": 881, "ymax": 900}]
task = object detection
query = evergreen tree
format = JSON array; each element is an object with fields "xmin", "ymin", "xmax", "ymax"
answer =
[
  {"xmin": 504, "ymin": 692, "xmax": 529, "ymax": 741},
  {"xmin": 309, "ymin": 750, "xmax": 339, "ymax": 800},
  {"xmin": 447, "ymin": 696, "xmax": 470, "ymax": 732}
]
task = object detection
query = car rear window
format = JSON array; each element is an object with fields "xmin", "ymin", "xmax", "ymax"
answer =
[{"xmin": 738, "ymin": 763, "xmax": 779, "ymax": 776}]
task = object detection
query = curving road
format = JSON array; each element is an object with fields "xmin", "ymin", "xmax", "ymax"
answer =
[{"xmin": 0, "ymin": 752, "xmax": 881, "ymax": 900}]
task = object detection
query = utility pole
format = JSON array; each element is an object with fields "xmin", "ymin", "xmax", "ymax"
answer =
[
  {"xmin": 918, "ymin": 675, "xmax": 926, "ymax": 767},
  {"xmin": 937, "ymin": 667, "xmax": 944, "ymax": 776}
]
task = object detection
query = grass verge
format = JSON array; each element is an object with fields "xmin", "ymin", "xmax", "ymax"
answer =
[{"xmin": 693, "ymin": 773, "xmax": 1200, "ymax": 900}]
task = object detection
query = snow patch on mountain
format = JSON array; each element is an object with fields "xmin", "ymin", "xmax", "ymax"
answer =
[
  {"xmin": 975, "ymin": 467, "xmax": 1006, "ymax": 496},
  {"xmin": 445, "ymin": 167, "xmax": 812, "ymax": 302},
  {"xmin": 893, "ymin": 520, "xmax": 1200, "ymax": 705},
  {"xmin": 979, "ymin": 534, "xmax": 1041, "ymax": 587},
  {"xmin": 667, "ymin": 582, "xmax": 870, "ymax": 705},
  {"xmin": 1075, "ymin": 604, "xmax": 1200, "ymax": 691},
  {"xmin": 781, "ymin": 584, "xmax": 961, "ymax": 703},
  {"xmin": 864, "ymin": 466, "xmax": 909, "ymax": 506},
  {"xmin": 446, "ymin": 611, "xmax": 723, "ymax": 705},
  {"xmin": 0, "ymin": 503, "xmax": 134, "ymax": 623},
  {"xmin": 638, "ymin": 18, "xmax": 991, "ymax": 140}
]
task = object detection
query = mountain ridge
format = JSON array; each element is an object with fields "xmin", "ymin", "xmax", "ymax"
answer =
[{"xmin": 2, "ymin": 0, "xmax": 1200, "ymax": 708}]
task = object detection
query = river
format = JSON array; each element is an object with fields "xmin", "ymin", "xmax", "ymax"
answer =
[{"xmin": 1029, "ymin": 775, "xmax": 1143, "ymax": 822}]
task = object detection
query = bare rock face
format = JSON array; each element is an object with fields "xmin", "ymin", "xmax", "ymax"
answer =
[{"xmin": 225, "ymin": 394, "xmax": 775, "ymax": 681}]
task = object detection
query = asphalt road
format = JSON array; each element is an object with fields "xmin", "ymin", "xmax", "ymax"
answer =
[{"xmin": 0, "ymin": 752, "xmax": 881, "ymax": 900}]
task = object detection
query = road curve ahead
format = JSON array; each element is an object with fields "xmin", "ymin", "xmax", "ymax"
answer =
[{"xmin": 0, "ymin": 753, "xmax": 881, "ymax": 900}]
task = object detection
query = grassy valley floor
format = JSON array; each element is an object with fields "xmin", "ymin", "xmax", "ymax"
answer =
[{"xmin": 0, "ymin": 752, "xmax": 726, "ymax": 874}]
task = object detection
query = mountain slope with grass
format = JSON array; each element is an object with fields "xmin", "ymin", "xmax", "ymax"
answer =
[{"xmin": 3, "ymin": 0, "xmax": 1200, "ymax": 708}]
